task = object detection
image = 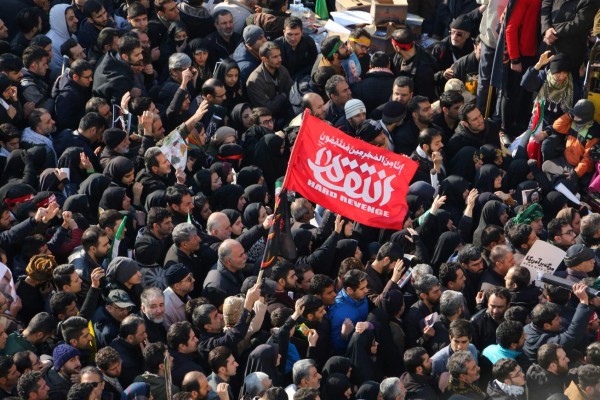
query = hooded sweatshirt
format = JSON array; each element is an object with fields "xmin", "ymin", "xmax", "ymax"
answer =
[{"xmin": 47, "ymin": 4, "xmax": 77, "ymax": 74}]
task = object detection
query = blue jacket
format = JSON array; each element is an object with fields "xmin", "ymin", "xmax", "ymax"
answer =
[
  {"xmin": 329, "ymin": 289, "xmax": 368, "ymax": 353},
  {"xmin": 482, "ymin": 344, "xmax": 522, "ymax": 364}
]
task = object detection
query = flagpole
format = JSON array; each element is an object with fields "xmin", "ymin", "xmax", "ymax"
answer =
[{"xmin": 281, "ymin": 110, "xmax": 310, "ymax": 190}]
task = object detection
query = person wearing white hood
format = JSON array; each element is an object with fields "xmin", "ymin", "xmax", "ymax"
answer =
[{"xmin": 46, "ymin": 4, "xmax": 79, "ymax": 76}]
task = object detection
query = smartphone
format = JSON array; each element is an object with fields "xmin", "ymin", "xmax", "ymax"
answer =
[{"xmin": 398, "ymin": 267, "xmax": 413, "ymax": 288}]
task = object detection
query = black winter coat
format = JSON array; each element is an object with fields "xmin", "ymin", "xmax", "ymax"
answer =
[{"xmin": 92, "ymin": 51, "xmax": 134, "ymax": 106}]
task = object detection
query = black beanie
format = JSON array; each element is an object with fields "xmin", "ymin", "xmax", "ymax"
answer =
[{"xmin": 103, "ymin": 128, "xmax": 127, "ymax": 149}]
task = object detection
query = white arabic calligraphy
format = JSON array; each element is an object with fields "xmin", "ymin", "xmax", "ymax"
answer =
[{"xmin": 307, "ymin": 147, "xmax": 396, "ymax": 206}]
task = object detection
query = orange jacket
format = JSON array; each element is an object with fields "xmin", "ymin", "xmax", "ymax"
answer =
[{"xmin": 552, "ymin": 113, "xmax": 600, "ymax": 176}]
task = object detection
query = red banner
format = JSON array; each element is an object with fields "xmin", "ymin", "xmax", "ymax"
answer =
[{"xmin": 285, "ymin": 113, "xmax": 418, "ymax": 230}]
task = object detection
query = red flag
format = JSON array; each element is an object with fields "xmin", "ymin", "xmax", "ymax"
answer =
[
  {"xmin": 284, "ymin": 113, "xmax": 418, "ymax": 230},
  {"xmin": 261, "ymin": 189, "xmax": 297, "ymax": 268}
]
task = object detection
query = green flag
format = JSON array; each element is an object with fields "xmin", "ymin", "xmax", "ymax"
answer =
[
  {"xmin": 315, "ymin": 0, "xmax": 329, "ymax": 20},
  {"xmin": 108, "ymin": 215, "xmax": 127, "ymax": 262}
]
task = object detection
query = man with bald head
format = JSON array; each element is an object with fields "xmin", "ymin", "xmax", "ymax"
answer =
[
  {"xmin": 303, "ymin": 93, "xmax": 325, "ymax": 120},
  {"xmin": 182, "ymin": 371, "xmax": 212, "ymax": 400},
  {"xmin": 203, "ymin": 239, "xmax": 247, "ymax": 296}
]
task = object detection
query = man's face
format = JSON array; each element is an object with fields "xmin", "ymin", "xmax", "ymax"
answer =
[
  {"xmin": 32, "ymin": 378, "xmax": 49, "ymax": 400},
  {"xmin": 30, "ymin": 56, "xmax": 49, "ymax": 77},
  {"xmin": 450, "ymin": 29, "xmax": 470, "ymax": 47},
  {"xmin": 465, "ymin": 108, "xmax": 485, "ymax": 133},
  {"xmin": 156, "ymin": 217, "xmax": 174, "ymax": 238},
  {"xmin": 227, "ymin": 242, "xmax": 248, "ymax": 271},
  {"xmin": 319, "ymin": 285, "xmax": 337, "ymax": 306},
  {"xmin": 69, "ymin": 44, "xmax": 86, "ymax": 61},
  {"xmin": 106, "ymin": 303, "xmax": 130, "ymax": 322},
  {"xmin": 132, "ymin": 323, "xmax": 147, "ymax": 345},
  {"xmin": 213, "ymin": 217, "xmax": 231, "ymax": 240},
  {"xmin": 555, "ymin": 348, "xmax": 569, "ymax": 374},
  {"xmin": 425, "ymin": 285, "xmax": 442, "ymax": 305},
  {"xmin": 0, "ymin": 325, "xmax": 7, "ymax": 350},
  {"xmin": 62, "ymin": 356, "xmax": 81, "ymax": 377},
  {"xmin": 75, "ymin": 69, "xmax": 93, "ymax": 88},
  {"xmin": 299, "ymin": 269, "xmax": 314, "ymax": 292},
  {"xmin": 264, "ymin": 48, "xmax": 283, "ymax": 70},
  {"xmin": 350, "ymin": 37, "xmax": 370, "ymax": 58},
  {"xmin": 81, "ymin": 373, "xmax": 105, "ymax": 400},
  {"xmin": 129, "ymin": 14, "xmax": 148, "ymax": 30},
  {"xmin": 450, "ymin": 335, "xmax": 470, "ymax": 352},
  {"xmin": 507, "ymin": 365, "xmax": 526, "ymax": 387},
  {"xmin": 197, "ymin": 374, "xmax": 211, "ymax": 399},
  {"xmin": 142, "ymin": 296, "xmax": 165, "ymax": 323},
  {"xmin": 347, "ymin": 279, "xmax": 368, "ymax": 301},
  {"xmin": 224, "ymin": 355, "xmax": 238, "ymax": 377},
  {"xmin": 4, "ymin": 137, "xmax": 19, "ymax": 152},
  {"xmin": 310, "ymin": 96, "xmax": 326, "ymax": 120},
  {"xmin": 312, "ymin": 306, "xmax": 326, "ymax": 322},
  {"xmin": 392, "ymin": 85, "xmax": 412, "ymax": 105},
  {"xmin": 63, "ymin": 302, "xmax": 79, "ymax": 319},
  {"xmin": 184, "ymin": 233, "xmax": 201, "ymax": 253},
  {"xmin": 525, "ymin": 231, "xmax": 538, "ymax": 250},
  {"xmin": 336, "ymin": 43, "xmax": 350, "ymax": 60},
  {"xmin": 215, "ymin": 14, "xmax": 234, "ymax": 39},
  {"xmin": 332, "ymin": 81, "xmax": 352, "ymax": 106},
  {"xmin": 37, "ymin": 112, "xmax": 56, "ymax": 136},
  {"xmin": 556, "ymin": 225, "xmax": 576, "ymax": 246},
  {"xmin": 207, "ymin": 310, "xmax": 224, "ymax": 332},
  {"xmin": 496, "ymin": 252, "xmax": 515, "ymax": 276},
  {"xmin": 348, "ymin": 112, "xmax": 366, "ymax": 129},
  {"xmin": 123, "ymin": 47, "xmax": 144, "ymax": 66},
  {"xmin": 464, "ymin": 257, "xmax": 484, "ymax": 274},
  {"xmin": 285, "ymin": 270, "xmax": 298, "ymax": 290},
  {"xmin": 487, "ymin": 294, "xmax": 508, "ymax": 321},
  {"xmin": 160, "ymin": 0, "xmax": 180, "ymax": 22},
  {"xmin": 74, "ymin": 328, "xmax": 93, "ymax": 350},
  {"xmin": 66, "ymin": 271, "xmax": 82, "ymax": 293},
  {"xmin": 426, "ymin": 135, "xmax": 443, "ymax": 154},
  {"xmin": 0, "ymin": 19, "xmax": 8, "ymax": 40},
  {"xmin": 104, "ymin": 361, "xmax": 121, "ymax": 378},
  {"xmin": 304, "ymin": 366, "xmax": 321, "ymax": 388},
  {"xmin": 258, "ymin": 115, "xmax": 274, "ymax": 130},
  {"xmin": 444, "ymin": 102, "xmax": 463, "ymax": 121},
  {"xmin": 0, "ymin": 211, "xmax": 14, "ymax": 230},
  {"xmin": 176, "ymin": 273, "xmax": 195, "ymax": 295},
  {"xmin": 449, "ymin": 268, "xmax": 466, "ymax": 291},
  {"xmin": 94, "ymin": 235, "xmax": 111, "ymax": 260},
  {"xmin": 65, "ymin": 9, "xmax": 79, "ymax": 34},
  {"xmin": 182, "ymin": 329, "xmax": 199, "ymax": 353},
  {"xmin": 414, "ymin": 101, "xmax": 433, "ymax": 125},
  {"xmin": 89, "ymin": 7, "xmax": 108, "ymax": 28},
  {"xmin": 421, "ymin": 354, "xmax": 433, "ymax": 375},
  {"xmin": 284, "ymin": 27, "xmax": 303, "ymax": 48},
  {"xmin": 461, "ymin": 359, "xmax": 480, "ymax": 384},
  {"xmin": 210, "ymin": 85, "xmax": 227, "ymax": 106},
  {"xmin": 154, "ymin": 153, "xmax": 171, "ymax": 175}
]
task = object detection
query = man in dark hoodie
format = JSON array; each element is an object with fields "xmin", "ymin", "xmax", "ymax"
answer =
[
  {"xmin": 400, "ymin": 347, "xmax": 439, "ymax": 399},
  {"xmin": 51, "ymin": 59, "xmax": 93, "ymax": 130},
  {"xmin": 526, "ymin": 343, "xmax": 572, "ymax": 399},
  {"xmin": 486, "ymin": 358, "xmax": 527, "ymax": 399},
  {"xmin": 92, "ymin": 35, "xmax": 142, "ymax": 106},
  {"xmin": 446, "ymin": 103, "xmax": 501, "ymax": 162}
]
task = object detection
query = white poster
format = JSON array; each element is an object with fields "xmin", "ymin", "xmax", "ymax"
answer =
[{"xmin": 520, "ymin": 240, "xmax": 566, "ymax": 283}]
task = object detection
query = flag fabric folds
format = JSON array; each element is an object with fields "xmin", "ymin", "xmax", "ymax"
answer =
[
  {"xmin": 261, "ymin": 190, "xmax": 297, "ymax": 268},
  {"xmin": 284, "ymin": 112, "xmax": 418, "ymax": 230}
]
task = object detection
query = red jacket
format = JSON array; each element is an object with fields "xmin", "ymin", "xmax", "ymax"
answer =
[{"xmin": 505, "ymin": 0, "xmax": 541, "ymax": 60}]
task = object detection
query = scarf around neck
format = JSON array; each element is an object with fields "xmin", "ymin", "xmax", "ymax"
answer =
[
  {"xmin": 536, "ymin": 71, "xmax": 573, "ymax": 114},
  {"xmin": 495, "ymin": 380, "xmax": 525, "ymax": 396}
]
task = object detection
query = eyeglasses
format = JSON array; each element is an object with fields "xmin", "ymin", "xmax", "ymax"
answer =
[
  {"xmin": 87, "ymin": 381, "xmax": 103, "ymax": 387},
  {"xmin": 184, "ymin": 274, "xmax": 194, "ymax": 283},
  {"xmin": 451, "ymin": 30, "xmax": 465, "ymax": 37},
  {"xmin": 260, "ymin": 118, "xmax": 274, "ymax": 126},
  {"xmin": 561, "ymin": 230, "xmax": 576, "ymax": 236},
  {"xmin": 80, "ymin": 74, "xmax": 93, "ymax": 79}
]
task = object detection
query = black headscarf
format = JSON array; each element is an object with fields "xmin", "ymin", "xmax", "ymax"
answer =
[
  {"xmin": 251, "ymin": 134, "xmax": 287, "ymax": 192},
  {"xmin": 222, "ymin": 208, "xmax": 241, "ymax": 227},
  {"xmin": 57, "ymin": 147, "xmax": 86, "ymax": 185},
  {"xmin": 345, "ymin": 329, "xmax": 383, "ymax": 384},
  {"xmin": 480, "ymin": 144, "xmax": 501, "ymax": 165},
  {"xmin": 145, "ymin": 190, "xmax": 166, "ymax": 211},
  {"xmin": 333, "ymin": 239, "xmax": 359, "ymax": 272},
  {"xmin": 210, "ymin": 162, "xmax": 232, "ymax": 186},
  {"xmin": 430, "ymin": 231, "xmax": 462, "ymax": 271},
  {"xmin": 355, "ymin": 381, "xmax": 380, "ymax": 400},
  {"xmin": 99, "ymin": 187, "xmax": 127, "ymax": 212},
  {"xmin": 542, "ymin": 191, "xmax": 568, "ymax": 221},
  {"xmin": 63, "ymin": 194, "xmax": 94, "ymax": 222},
  {"xmin": 502, "ymin": 158, "xmax": 531, "ymax": 192},
  {"xmin": 322, "ymin": 356, "xmax": 352, "ymax": 381},
  {"xmin": 292, "ymin": 228, "xmax": 312, "ymax": 257},
  {"xmin": 39, "ymin": 168, "xmax": 61, "ymax": 192},
  {"xmin": 78, "ymin": 173, "xmax": 112, "ymax": 223},
  {"xmin": 323, "ymin": 373, "xmax": 352, "ymax": 400},
  {"xmin": 439, "ymin": 175, "xmax": 470, "ymax": 222},
  {"xmin": 0, "ymin": 150, "xmax": 26, "ymax": 186},
  {"xmin": 229, "ymin": 103, "xmax": 251, "ymax": 133},
  {"xmin": 242, "ymin": 202, "xmax": 263, "ymax": 228},
  {"xmin": 103, "ymin": 156, "xmax": 134, "ymax": 187},
  {"xmin": 237, "ymin": 166, "xmax": 263, "ymax": 189},
  {"xmin": 474, "ymin": 164, "xmax": 502, "ymax": 193},
  {"xmin": 210, "ymin": 184, "xmax": 245, "ymax": 211},
  {"xmin": 244, "ymin": 184, "xmax": 267, "ymax": 205},
  {"xmin": 472, "ymin": 200, "xmax": 507, "ymax": 247},
  {"xmin": 449, "ymin": 146, "xmax": 479, "ymax": 182},
  {"xmin": 243, "ymin": 344, "xmax": 280, "ymax": 386},
  {"xmin": 192, "ymin": 169, "xmax": 214, "ymax": 196}
]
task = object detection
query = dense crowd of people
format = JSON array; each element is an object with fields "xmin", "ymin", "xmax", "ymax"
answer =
[{"xmin": 0, "ymin": 0, "xmax": 599, "ymax": 399}]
